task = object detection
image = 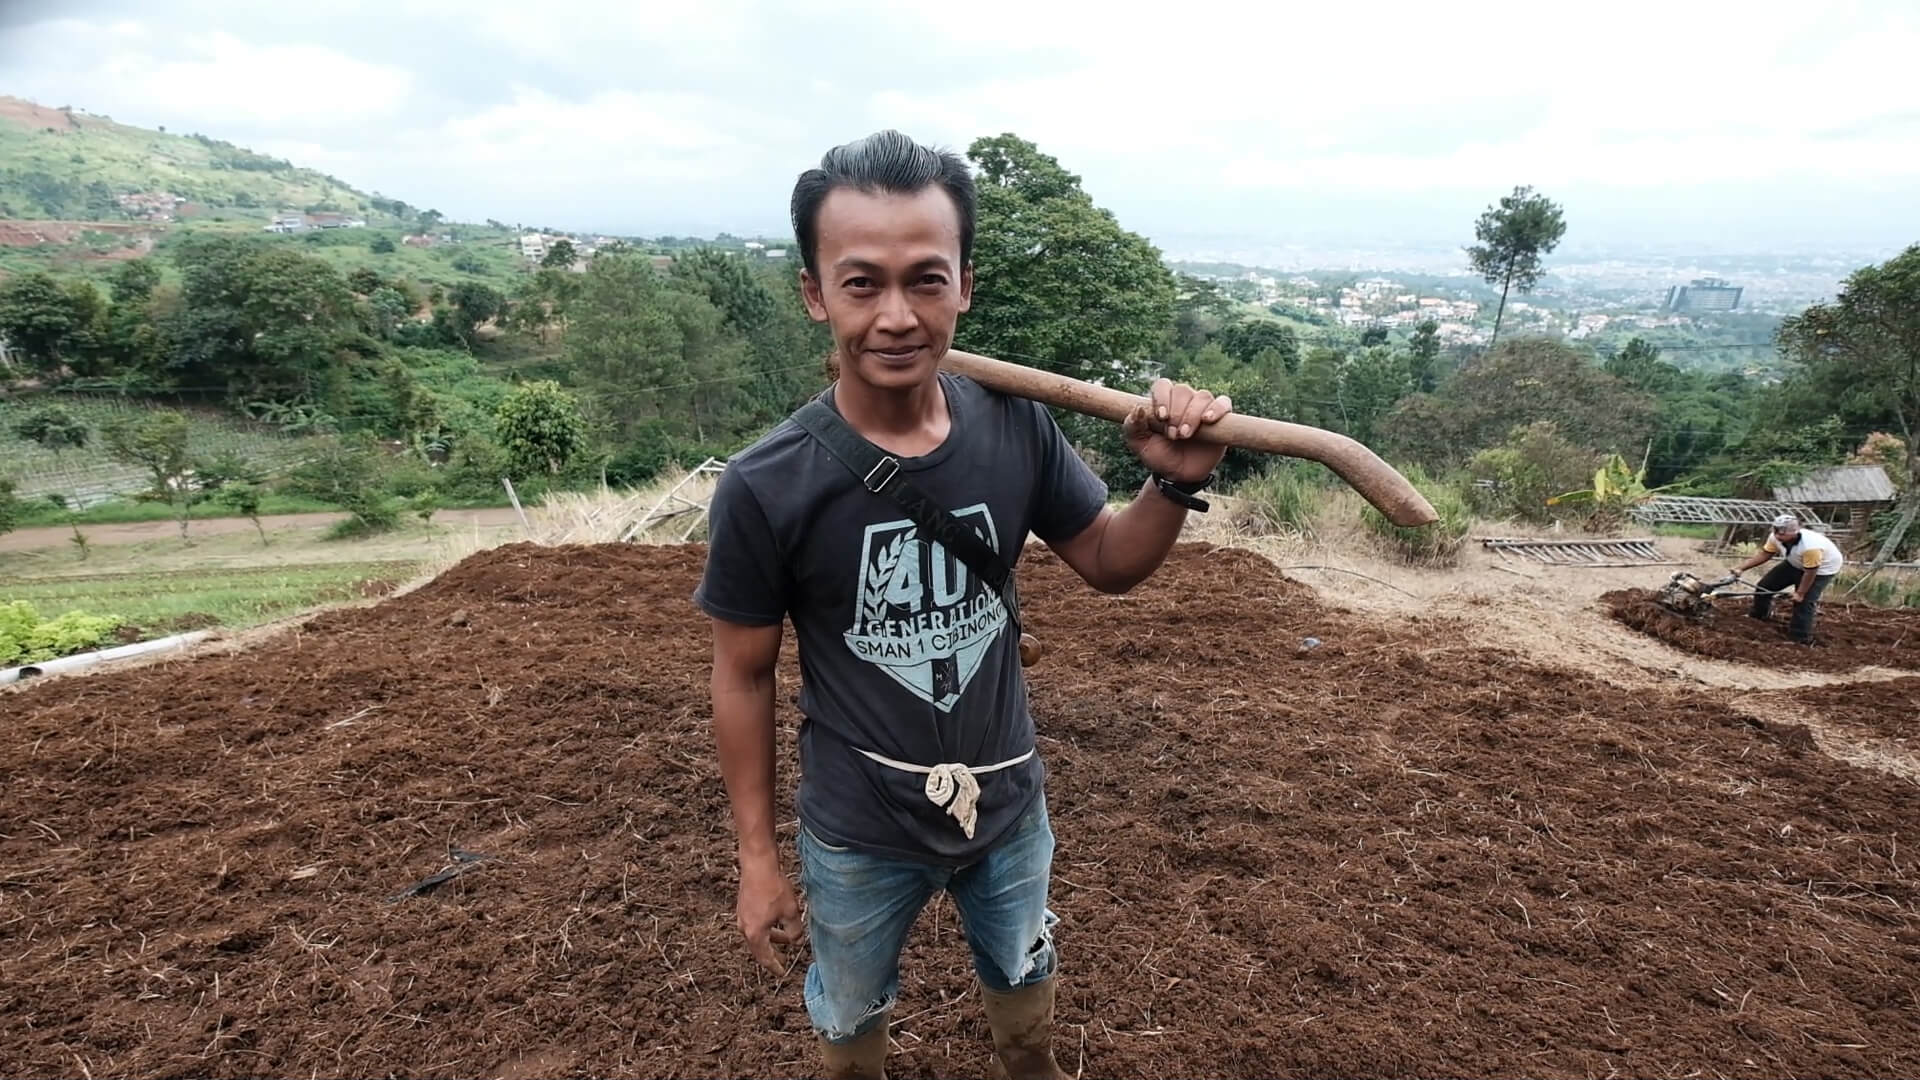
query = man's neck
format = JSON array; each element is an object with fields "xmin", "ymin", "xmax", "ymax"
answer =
[{"xmin": 834, "ymin": 370, "xmax": 950, "ymax": 458}]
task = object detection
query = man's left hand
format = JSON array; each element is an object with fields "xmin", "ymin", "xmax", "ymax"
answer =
[
  {"xmin": 1124, "ymin": 378, "xmax": 1233, "ymax": 483},
  {"xmin": 1793, "ymin": 591, "xmax": 1809, "ymax": 604}
]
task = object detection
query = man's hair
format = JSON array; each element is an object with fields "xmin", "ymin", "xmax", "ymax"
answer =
[{"xmin": 790, "ymin": 130, "xmax": 976, "ymax": 277}]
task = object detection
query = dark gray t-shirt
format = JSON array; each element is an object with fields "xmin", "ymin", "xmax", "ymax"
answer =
[{"xmin": 693, "ymin": 371, "xmax": 1108, "ymax": 865}]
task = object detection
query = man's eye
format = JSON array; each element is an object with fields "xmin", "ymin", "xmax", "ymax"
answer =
[
  {"xmin": 844, "ymin": 277, "xmax": 874, "ymax": 290},
  {"xmin": 918, "ymin": 275, "xmax": 946, "ymax": 287}
]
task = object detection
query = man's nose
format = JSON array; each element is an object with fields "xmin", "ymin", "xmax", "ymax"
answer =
[{"xmin": 874, "ymin": 287, "xmax": 916, "ymax": 332}]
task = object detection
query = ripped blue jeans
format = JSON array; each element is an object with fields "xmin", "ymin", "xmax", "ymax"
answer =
[{"xmin": 797, "ymin": 794, "xmax": 1059, "ymax": 1044}]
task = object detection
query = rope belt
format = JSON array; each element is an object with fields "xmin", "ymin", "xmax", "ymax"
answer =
[{"xmin": 853, "ymin": 747, "xmax": 1035, "ymax": 839}]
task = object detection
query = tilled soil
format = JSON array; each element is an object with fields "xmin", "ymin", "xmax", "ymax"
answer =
[
  {"xmin": 1778, "ymin": 676, "xmax": 1920, "ymax": 742},
  {"xmin": 4, "ymin": 542, "xmax": 1920, "ymax": 1078},
  {"xmin": 1602, "ymin": 587, "xmax": 1920, "ymax": 673}
]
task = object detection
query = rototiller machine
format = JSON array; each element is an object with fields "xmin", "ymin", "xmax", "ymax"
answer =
[{"xmin": 1653, "ymin": 571, "xmax": 1785, "ymax": 620}]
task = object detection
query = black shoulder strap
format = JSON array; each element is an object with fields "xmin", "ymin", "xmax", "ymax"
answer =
[{"xmin": 790, "ymin": 397, "xmax": 1021, "ymax": 638}]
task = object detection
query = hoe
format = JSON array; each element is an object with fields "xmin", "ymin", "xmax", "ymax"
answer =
[{"xmin": 934, "ymin": 349, "xmax": 1439, "ymax": 667}]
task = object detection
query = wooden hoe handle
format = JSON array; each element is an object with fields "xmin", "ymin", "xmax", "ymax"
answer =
[{"xmin": 939, "ymin": 349, "xmax": 1439, "ymax": 527}]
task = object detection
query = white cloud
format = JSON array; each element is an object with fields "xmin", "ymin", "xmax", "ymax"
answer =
[
  {"xmin": 4, "ymin": 0, "xmax": 1915, "ymax": 244},
  {"xmin": 13, "ymin": 19, "xmax": 414, "ymax": 131}
]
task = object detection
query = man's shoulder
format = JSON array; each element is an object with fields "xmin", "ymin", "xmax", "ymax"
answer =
[
  {"xmin": 944, "ymin": 369, "xmax": 1047, "ymax": 434},
  {"xmin": 718, "ymin": 413, "xmax": 823, "ymax": 483}
]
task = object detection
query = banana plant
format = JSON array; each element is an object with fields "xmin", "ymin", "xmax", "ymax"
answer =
[{"xmin": 1546, "ymin": 453, "xmax": 1669, "ymax": 532}]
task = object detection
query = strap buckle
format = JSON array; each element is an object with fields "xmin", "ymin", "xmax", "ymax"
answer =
[{"xmin": 863, "ymin": 455, "xmax": 901, "ymax": 492}]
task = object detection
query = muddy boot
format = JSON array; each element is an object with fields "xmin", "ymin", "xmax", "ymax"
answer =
[
  {"xmin": 981, "ymin": 978, "xmax": 1070, "ymax": 1080},
  {"xmin": 817, "ymin": 1016, "xmax": 889, "ymax": 1080}
]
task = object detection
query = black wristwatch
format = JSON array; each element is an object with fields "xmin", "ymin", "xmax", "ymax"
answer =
[{"xmin": 1152, "ymin": 471, "xmax": 1213, "ymax": 512}]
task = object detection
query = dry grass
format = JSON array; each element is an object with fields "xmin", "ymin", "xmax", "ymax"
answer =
[{"xmin": 414, "ymin": 464, "xmax": 721, "ymax": 579}]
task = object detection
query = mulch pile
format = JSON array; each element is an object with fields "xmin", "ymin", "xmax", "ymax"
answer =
[
  {"xmin": 1776, "ymin": 676, "xmax": 1920, "ymax": 742},
  {"xmin": 5, "ymin": 542, "xmax": 1920, "ymax": 1078},
  {"xmin": 1602, "ymin": 587, "xmax": 1920, "ymax": 673}
]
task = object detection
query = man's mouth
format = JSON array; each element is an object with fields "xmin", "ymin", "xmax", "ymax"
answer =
[{"xmin": 870, "ymin": 345, "xmax": 923, "ymax": 361}]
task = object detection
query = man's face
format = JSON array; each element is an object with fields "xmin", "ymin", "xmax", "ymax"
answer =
[
  {"xmin": 799, "ymin": 185, "xmax": 972, "ymax": 392},
  {"xmin": 1775, "ymin": 523, "xmax": 1801, "ymax": 544}
]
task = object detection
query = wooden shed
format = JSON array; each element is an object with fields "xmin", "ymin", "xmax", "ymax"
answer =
[{"xmin": 1769, "ymin": 465, "xmax": 1897, "ymax": 550}]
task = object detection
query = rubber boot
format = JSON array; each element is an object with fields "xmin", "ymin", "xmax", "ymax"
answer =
[
  {"xmin": 817, "ymin": 1016, "xmax": 888, "ymax": 1080},
  {"xmin": 981, "ymin": 978, "xmax": 1071, "ymax": 1080}
]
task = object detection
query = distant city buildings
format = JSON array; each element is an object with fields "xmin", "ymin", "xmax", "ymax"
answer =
[{"xmin": 1665, "ymin": 276, "xmax": 1742, "ymax": 312}]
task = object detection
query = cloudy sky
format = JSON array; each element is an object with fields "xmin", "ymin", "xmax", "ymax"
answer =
[{"xmin": 3, "ymin": 0, "xmax": 1916, "ymax": 260}]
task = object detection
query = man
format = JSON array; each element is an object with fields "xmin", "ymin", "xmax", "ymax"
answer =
[
  {"xmin": 1729, "ymin": 513, "xmax": 1845, "ymax": 643},
  {"xmin": 692, "ymin": 130, "xmax": 1232, "ymax": 1080}
]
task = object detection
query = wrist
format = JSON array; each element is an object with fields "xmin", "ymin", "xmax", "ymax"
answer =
[{"xmin": 1149, "ymin": 471, "xmax": 1212, "ymax": 512}]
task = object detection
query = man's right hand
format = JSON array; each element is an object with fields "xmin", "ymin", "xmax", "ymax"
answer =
[{"xmin": 737, "ymin": 853, "xmax": 803, "ymax": 974}]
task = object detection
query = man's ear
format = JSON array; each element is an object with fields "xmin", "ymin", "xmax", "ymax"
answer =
[
  {"xmin": 958, "ymin": 261, "xmax": 974, "ymax": 313},
  {"xmin": 799, "ymin": 269, "xmax": 829, "ymax": 323}
]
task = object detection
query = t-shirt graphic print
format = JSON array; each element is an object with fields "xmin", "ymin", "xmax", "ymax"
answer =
[{"xmin": 845, "ymin": 505, "xmax": 1008, "ymax": 712}]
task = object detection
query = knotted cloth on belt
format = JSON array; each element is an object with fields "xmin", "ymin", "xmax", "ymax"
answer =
[{"xmin": 853, "ymin": 747, "xmax": 1036, "ymax": 838}]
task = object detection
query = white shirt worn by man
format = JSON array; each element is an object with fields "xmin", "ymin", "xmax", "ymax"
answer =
[{"xmin": 1763, "ymin": 527, "xmax": 1845, "ymax": 576}]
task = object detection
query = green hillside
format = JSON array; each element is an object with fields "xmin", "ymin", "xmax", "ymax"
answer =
[{"xmin": 0, "ymin": 95, "xmax": 397, "ymax": 224}]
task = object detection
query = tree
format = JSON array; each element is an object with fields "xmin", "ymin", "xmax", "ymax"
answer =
[
  {"xmin": 1465, "ymin": 421, "xmax": 1603, "ymax": 525},
  {"xmin": 109, "ymin": 258, "xmax": 161, "ymax": 305},
  {"xmin": 1294, "ymin": 346, "xmax": 1344, "ymax": 431},
  {"xmin": 11, "ymin": 404, "xmax": 91, "ymax": 553},
  {"xmin": 670, "ymin": 249, "xmax": 825, "ymax": 423},
  {"xmin": 1340, "ymin": 345, "xmax": 1414, "ymax": 446},
  {"xmin": 1603, "ymin": 337, "xmax": 1677, "ymax": 394},
  {"xmin": 1379, "ymin": 337, "xmax": 1657, "ymax": 468},
  {"xmin": 1775, "ymin": 242, "xmax": 1920, "ymax": 586},
  {"xmin": 0, "ymin": 272, "xmax": 104, "ymax": 376},
  {"xmin": 541, "ymin": 239, "xmax": 578, "ymax": 269},
  {"xmin": 958, "ymin": 134, "xmax": 1175, "ymax": 384},
  {"xmin": 216, "ymin": 481, "xmax": 270, "ymax": 545},
  {"xmin": 0, "ymin": 477, "xmax": 20, "ymax": 538},
  {"xmin": 1216, "ymin": 318, "xmax": 1299, "ymax": 372},
  {"xmin": 370, "ymin": 235, "xmax": 396, "ymax": 254},
  {"xmin": 1172, "ymin": 275, "xmax": 1235, "ymax": 351},
  {"xmin": 495, "ymin": 380, "xmax": 587, "ymax": 476},
  {"xmin": 169, "ymin": 234, "xmax": 360, "ymax": 402},
  {"xmin": 445, "ymin": 281, "xmax": 505, "ymax": 346},
  {"xmin": 1407, "ymin": 319, "xmax": 1441, "ymax": 393},
  {"xmin": 348, "ymin": 267, "xmax": 386, "ymax": 295},
  {"xmin": 1465, "ymin": 185, "xmax": 1566, "ymax": 349},
  {"xmin": 102, "ymin": 409, "xmax": 197, "ymax": 541},
  {"xmin": 510, "ymin": 268, "xmax": 581, "ymax": 344},
  {"xmin": 1359, "ymin": 324, "xmax": 1389, "ymax": 348},
  {"xmin": 11, "ymin": 404, "xmax": 88, "ymax": 454},
  {"xmin": 566, "ymin": 252, "xmax": 747, "ymax": 440},
  {"xmin": 368, "ymin": 286, "xmax": 410, "ymax": 340}
]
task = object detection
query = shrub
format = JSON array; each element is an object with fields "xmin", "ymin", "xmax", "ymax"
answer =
[
  {"xmin": 442, "ymin": 435, "xmax": 514, "ymax": 500},
  {"xmin": 495, "ymin": 380, "xmax": 587, "ymax": 476},
  {"xmin": 603, "ymin": 420, "xmax": 728, "ymax": 488},
  {"xmin": 0, "ymin": 476, "xmax": 19, "ymax": 536},
  {"xmin": 1362, "ymin": 464, "xmax": 1472, "ymax": 565},
  {"xmin": 1837, "ymin": 571, "xmax": 1920, "ymax": 609},
  {"xmin": 0, "ymin": 600, "xmax": 125, "ymax": 666},
  {"xmin": 1234, "ymin": 460, "xmax": 1327, "ymax": 538},
  {"xmin": 1864, "ymin": 505, "xmax": 1920, "ymax": 562},
  {"xmin": 1464, "ymin": 421, "xmax": 1600, "ymax": 525},
  {"xmin": 283, "ymin": 436, "xmax": 403, "ymax": 536}
]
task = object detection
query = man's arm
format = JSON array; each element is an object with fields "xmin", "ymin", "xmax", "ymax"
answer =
[
  {"xmin": 1795, "ymin": 563, "xmax": 1820, "ymax": 602},
  {"xmin": 1049, "ymin": 378, "xmax": 1230, "ymax": 594},
  {"xmin": 1046, "ymin": 481, "xmax": 1194, "ymax": 594},
  {"xmin": 710, "ymin": 617, "xmax": 802, "ymax": 973}
]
